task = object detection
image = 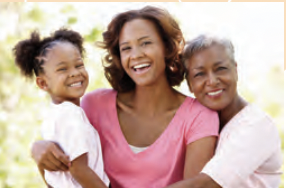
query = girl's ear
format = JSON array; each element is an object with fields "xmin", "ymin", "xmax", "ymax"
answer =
[{"xmin": 36, "ymin": 77, "xmax": 48, "ymax": 91}]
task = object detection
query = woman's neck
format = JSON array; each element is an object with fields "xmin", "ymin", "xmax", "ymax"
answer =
[
  {"xmin": 124, "ymin": 79, "xmax": 182, "ymax": 117},
  {"xmin": 218, "ymin": 94, "xmax": 247, "ymax": 131}
]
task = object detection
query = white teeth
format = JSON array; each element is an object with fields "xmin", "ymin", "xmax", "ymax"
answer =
[
  {"xmin": 70, "ymin": 82, "xmax": 82, "ymax": 87},
  {"xmin": 208, "ymin": 90, "xmax": 223, "ymax": 96},
  {"xmin": 133, "ymin": 63, "xmax": 150, "ymax": 69}
]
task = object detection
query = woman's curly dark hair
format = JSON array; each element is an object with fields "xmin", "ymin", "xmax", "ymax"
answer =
[
  {"xmin": 13, "ymin": 28, "xmax": 85, "ymax": 79},
  {"xmin": 98, "ymin": 6, "xmax": 185, "ymax": 92}
]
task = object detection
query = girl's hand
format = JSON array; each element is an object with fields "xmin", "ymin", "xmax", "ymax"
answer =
[{"xmin": 31, "ymin": 140, "xmax": 70, "ymax": 171}]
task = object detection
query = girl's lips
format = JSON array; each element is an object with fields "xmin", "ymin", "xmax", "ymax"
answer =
[{"xmin": 68, "ymin": 81, "xmax": 83, "ymax": 87}]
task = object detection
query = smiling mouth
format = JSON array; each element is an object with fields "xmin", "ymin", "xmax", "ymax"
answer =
[
  {"xmin": 132, "ymin": 63, "xmax": 151, "ymax": 72},
  {"xmin": 207, "ymin": 89, "xmax": 223, "ymax": 96},
  {"xmin": 69, "ymin": 81, "xmax": 83, "ymax": 87}
]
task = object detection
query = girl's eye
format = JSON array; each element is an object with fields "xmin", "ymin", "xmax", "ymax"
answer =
[
  {"xmin": 76, "ymin": 64, "xmax": 84, "ymax": 68},
  {"xmin": 57, "ymin": 68, "xmax": 67, "ymax": 71}
]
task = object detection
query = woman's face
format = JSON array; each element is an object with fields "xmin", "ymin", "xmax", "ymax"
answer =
[
  {"xmin": 119, "ymin": 18, "xmax": 166, "ymax": 87},
  {"xmin": 186, "ymin": 44, "xmax": 238, "ymax": 111}
]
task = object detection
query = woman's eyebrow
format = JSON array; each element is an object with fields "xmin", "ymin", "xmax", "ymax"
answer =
[{"xmin": 119, "ymin": 36, "xmax": 150, "ymax": 46}]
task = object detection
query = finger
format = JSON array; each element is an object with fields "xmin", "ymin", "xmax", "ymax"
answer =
[
  {"xmin": 52, "ymin": 145, "xmax": 70, "ymax": 167},
  {"xmin": 48, "ymin": 152, "xmax": 69, "ymax": 171}
]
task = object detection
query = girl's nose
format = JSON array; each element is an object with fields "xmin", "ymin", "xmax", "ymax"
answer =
[{"xmin": 69, "ymin": 68, "xmax": 81, "ymax": 78}]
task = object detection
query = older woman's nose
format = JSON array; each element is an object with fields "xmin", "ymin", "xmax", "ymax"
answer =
[{"xmin": 206, "ymin": 73, "xmax": 219, "ymax": 86}]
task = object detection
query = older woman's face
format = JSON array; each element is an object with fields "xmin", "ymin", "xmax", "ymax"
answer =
[
  {"xmin": 186, "ymin": 44, "xmax": 238, "ymax": 111},
  {"xmin": 118, "ymin": 18, "xmax": 166, "ymax": 87}
]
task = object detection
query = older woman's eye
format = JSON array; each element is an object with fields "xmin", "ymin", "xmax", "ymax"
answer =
[
  {"xmin": 142, "ymin": 41, "xmax": 151, "ymax": 47},
  {"xmin": 194, "ymin": 72, "xmax": 204, "ymax": 78},
  {"xmin": 217, "ymin": 66, "xmax": 227, "ymax": 71}
]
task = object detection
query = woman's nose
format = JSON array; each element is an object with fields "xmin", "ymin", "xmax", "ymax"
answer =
[{"xmin": 130, "ymin": 46, "xmax": 144, "ymax": 60}]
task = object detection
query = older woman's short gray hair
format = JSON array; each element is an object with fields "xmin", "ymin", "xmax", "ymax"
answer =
[{"xmin": 183, "ymin": 35, "xmax": 235, "ymax": 71}]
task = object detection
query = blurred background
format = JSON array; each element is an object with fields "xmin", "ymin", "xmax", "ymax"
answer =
[{"xmin": 0, "ymin": 2, "xmax": 284, "ymax": 187}]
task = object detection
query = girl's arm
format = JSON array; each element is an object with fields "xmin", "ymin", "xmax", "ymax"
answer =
[{"xmin": 69, "ymin": 153, "xmax": 108, "ymax": 188}]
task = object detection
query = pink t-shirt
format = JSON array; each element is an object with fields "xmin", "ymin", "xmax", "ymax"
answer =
[{"xmin": 81, "ymin": 89, "xmax": 219, "ymax": 188}]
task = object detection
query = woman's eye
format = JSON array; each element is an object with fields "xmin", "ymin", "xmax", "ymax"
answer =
[{"xmin": 121, "ymin": 46, "xmax": 131, "ymax": 51}]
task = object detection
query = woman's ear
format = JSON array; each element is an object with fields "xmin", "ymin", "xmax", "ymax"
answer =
[{"xmin": 36, "ymin": 77, "xmax": 48, "ymax": 91}]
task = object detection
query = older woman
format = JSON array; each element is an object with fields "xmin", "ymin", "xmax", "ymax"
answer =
[
  {"xmin": 31, "ymin": 7, "xmax": 219, "ymax": 188},
  {"xmin": 166, "ymin": 35, "xmax": 282, "ymax": 188}
]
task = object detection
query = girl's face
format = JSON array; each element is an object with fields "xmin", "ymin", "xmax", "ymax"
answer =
[
  {"xmin": 119, "ymin": 18, "xmax": 166, "ymax": 87},
  {"xmin": 186, "ymin": 44, "xmax": 238, "ymax": 111},
  {"xmin": 37, "ymin": 42, "xmax": 89, "ymax": 105}
]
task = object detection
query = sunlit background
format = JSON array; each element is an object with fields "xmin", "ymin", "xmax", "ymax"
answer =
[{"xmin": 0, "ymin": 2, "xmax": 284, "ymax": 187}]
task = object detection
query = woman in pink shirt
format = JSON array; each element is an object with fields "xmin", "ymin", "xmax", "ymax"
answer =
[
  {"xmin": 166, "ymin": 35, "xmax": 282, "ymax": 188},
  {"xmin": 31, "ymin": 6, "xmax": 219, "ymax": 188}
]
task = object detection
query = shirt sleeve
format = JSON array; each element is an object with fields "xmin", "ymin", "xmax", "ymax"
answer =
[
  {"xmin": 54, "ymin": 107, "xmax": 90, "ymax": 162},
  {"xmin": 185, "ymin": 105, "xmax": 219, "ymax": 145},
  {"xmin": 202, "ymin": 116, "xmax": 281, "ymax": 188}
]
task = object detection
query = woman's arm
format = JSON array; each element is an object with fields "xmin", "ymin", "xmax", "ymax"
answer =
[
  {"xmin": 165, "ymin": 136, "xmax": 220, "ymax": 188},
  {"xmin": 165, "ymin": 173, "xmax": 221, "ymax": 188},
  {"xmin": 69, "ymin": 153, "xmax": 108, "ymax": 188},
  {"xmin": 31, "ymin": 140, "xmax": 70, "ymax": 171},
  {"xmin": 37, "ymin": 165, "xmax": 54, "ymax": 188},
  {"xmin": 183, "ymin": 136, "xmax": 216, "ymax": 179}
]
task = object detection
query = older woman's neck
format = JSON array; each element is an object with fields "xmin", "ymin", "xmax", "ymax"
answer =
[{"xmin": 218, "ymin": 95, "xmax": 247, "ymax": 131}]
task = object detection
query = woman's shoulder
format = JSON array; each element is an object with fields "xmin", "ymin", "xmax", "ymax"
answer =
[
  {"xmin": 82, "ymin": 88, "xmax": 116, "ymax": 103},
  {"xmin": 181, "ymin": 96, "xmax": 217, "ymax": 117}
]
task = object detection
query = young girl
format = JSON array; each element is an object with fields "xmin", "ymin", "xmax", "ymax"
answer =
[{"xmin": 13, "ymin": 28, "xmax": 109, "ymax": 188}]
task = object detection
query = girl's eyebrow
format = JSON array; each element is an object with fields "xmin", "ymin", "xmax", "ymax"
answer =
[{"xmin": 56, "ymin": 62, "xmax": 66, "ymax": 66}]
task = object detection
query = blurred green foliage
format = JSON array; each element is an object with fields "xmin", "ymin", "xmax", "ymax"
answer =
[{"xmin": 0, "ymin": 2, "xmax": 283, "ymax": 188}]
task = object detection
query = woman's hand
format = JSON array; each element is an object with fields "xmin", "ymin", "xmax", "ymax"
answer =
[{"xmin": 31, "ymin": 140, "xmax": 70, "ymax": 171}]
